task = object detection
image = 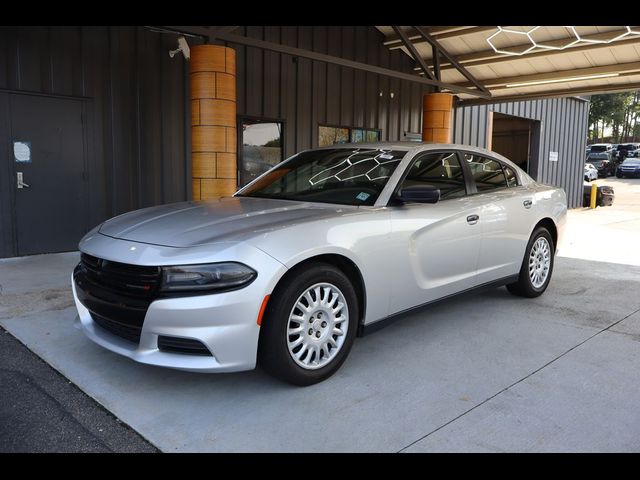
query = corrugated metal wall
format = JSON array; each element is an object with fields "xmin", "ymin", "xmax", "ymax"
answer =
[
  {"xmin": 453, "ymin": 97, "xmax": 590, "ymax": 209},
  {"xmin": 228, "ymin": 26, "xmax": 429, "ymax": 156},
  {"xmin": 0, "ymin": 26, "xmax": 190, "ymax": 257},
  {"xmin": 0, "ymin": 25, "xmax": 430, "ymax": 257}
]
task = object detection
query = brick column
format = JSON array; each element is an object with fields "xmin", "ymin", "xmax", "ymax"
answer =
[
  {"xmin": 422, "ymin": 93, "xmax": 454, "ymax": 143},
  {"xmin": 190, "ymin": 45, "xmax": 237, "ymax": 200}
]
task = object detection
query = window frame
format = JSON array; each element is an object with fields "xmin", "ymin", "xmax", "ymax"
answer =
[
  {"xmin": 458, "ymin": 150, "xmax": 521, "ymax": 195},
  {"xmin": 388, "ymin": 149, "xmax": 470, "ymax": 205},
  {"xmin": 237, "ymin": 115, "xmax": 286, "ymax": 188}
]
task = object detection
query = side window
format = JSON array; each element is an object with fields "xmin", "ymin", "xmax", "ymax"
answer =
[
  {"xmin": 400, "ymin": 151, "xmax": 467, "ymax": 200},
  {"xmin": 503, "ymin": 166, "xmax": 518, "ymax": 187},
  {"xmin": 464, "ymin": 153, "xmax": 508, "ymax": 192}
]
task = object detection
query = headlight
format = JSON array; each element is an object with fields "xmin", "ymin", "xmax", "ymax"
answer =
[{"xmin": 160, "ymin": 262, "xmax": 257, "ymax": 292}]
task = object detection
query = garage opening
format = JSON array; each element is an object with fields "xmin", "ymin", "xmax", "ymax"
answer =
[{"xmin": 490, "ymin": 112, "xmax": 540, "ymax": 175}]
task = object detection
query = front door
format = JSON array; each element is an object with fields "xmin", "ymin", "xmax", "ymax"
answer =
[
  {"xmin": 10, "ymin": 94, "xmax": 87, "ymax": 255},
  {"xmin": 388, "ymin": 151, "xmax": 482, "ymax": 314}
]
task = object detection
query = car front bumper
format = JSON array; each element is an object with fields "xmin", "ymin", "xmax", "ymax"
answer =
[
  {"xmin": 618, "ymin": 169, "xmax": 640, "ymax": 177},
  {"xmin": 72, "ymin": 234, "xmax": 287, "ymax": 373}
]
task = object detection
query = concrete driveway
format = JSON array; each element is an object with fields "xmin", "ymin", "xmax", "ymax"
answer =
[{"xmin": 1, "ymin": 178, "xmax": 639, "ymax": 452}]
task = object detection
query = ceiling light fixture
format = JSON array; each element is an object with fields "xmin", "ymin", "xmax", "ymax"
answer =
[
  {"xmin": 505, "ymin": 72, "xmax": 620, "ymax": 88},
  {"xmin": 487, "ymin": 26, "xmax": 640, "ymax": 56}
]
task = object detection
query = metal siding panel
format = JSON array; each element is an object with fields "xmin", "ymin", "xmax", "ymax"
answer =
[
  {"xmin": 15, "ymin": 27, "xmax": 47, "ymax": 92},
  {"xmin": 454, "ymin": 106, "xmax": 465, "ymax": 143},
  {"xmin": 263, "ymin": 26, "xmax": 281, "ymax": 119},
  {"xmin": 340, "ymin": 27, "xmax": 354, "ymax": 128},
  {"xmin": 4, "ymin": 27, "xmax": 21, "ymax": 90},
  {"xmin": 296, "ymin": 27, "xmax": 312, "ymax": 151},
  {"xmin": 462, "ymin": 106, "xmax": 472, "ymax": 145},
  {"xmin": 280, "ymin": 26, "xmax": 297, "ymax": 157},
  {"xmin": 377, "ymin": 38, "xmax": 391, "ymax": 140},
  {"xmin": 0, "ymin": 31, "xmax": 7, "ymax": 90},
  {"xmin": 326, "ymin": 26, "xmax": 341, "ymax": 126},
  {"xmin": 388, "ymin": 50, "xmax": 400, "ymax": 140},
  {"xmin": 160, "ymin": 31, "xmax": 187, "ymax": 204},
  {"xmin": 50, "ymin": 26, "xmax": 79, "ymax": 96},
  {"xmin": 353, "ymin": 26, "xmax": 366, "ymax": 128},
  {"xmin": 365, "ymin": 27, "xmax": 379, "ymax": 130},
  {"xmin": 311, "ymin": 27, "xmax": 327, "ymax": 146},
  {"xmin": 137, "ymin": 27, "xmax": 162, "ymax": 207},
  {"xmin": 539, "ymin": 99, "xmax": 548, "ymax": 183},
  {"xmin": 245, "ymin": 26, "xmax": 264, "ymax": 117},
  {"xmin": 0, "ymin": 92, "xmax": 16, "ymax": 256},
  {"xmin": 410, "ymin": 82, "xmax": 421, "ymax": 133}
]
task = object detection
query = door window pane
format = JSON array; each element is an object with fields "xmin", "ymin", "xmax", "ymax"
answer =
[
  {"xmin": 240, "ymin": 119, "xmax": 283, "ymax": 187},
  {"xmin": 400, "ymin": 152, "xmax": 467, "ymax": 200},
  {"xmin": 464, "ymin": 153, "xmax": 508, "ymax": 192}
]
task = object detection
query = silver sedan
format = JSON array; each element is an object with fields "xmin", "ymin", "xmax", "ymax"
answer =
[{"xmin": 72, "ymin": 143, "xmax": 567, "ymax": 385}]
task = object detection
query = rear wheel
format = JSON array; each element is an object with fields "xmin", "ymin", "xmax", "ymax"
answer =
[
  {"xmin": 507, "ymin": 227, "xmax": 555, "ymax": 298},
  {"xmin": 258, "ymin": 263, "xmax": 358, "ymax": 386}
]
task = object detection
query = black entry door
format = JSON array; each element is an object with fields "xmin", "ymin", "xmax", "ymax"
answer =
[{"xmin": 10, "ymin": 94, "xmax": 87, "ymax": 255}]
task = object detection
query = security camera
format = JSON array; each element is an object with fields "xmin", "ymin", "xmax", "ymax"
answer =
[{"xmin": 169, "ymin": 37, "xmax": 190, "ymax": 60}]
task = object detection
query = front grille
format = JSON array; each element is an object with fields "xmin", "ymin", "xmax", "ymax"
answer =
[
  {"xmin": 158, "ymin": 336, "xmax": 213, "ymax": 356},
  {"xmin": 91, "ymin": 312, "xmax": 142, "ymax": 343},
  {"xmin": 74, "ymin": 254, "xmax": 161, "ymax": 345},
  {"xmin": 80, "ymin": 253, "xmax": 161, "ymax": 298}
]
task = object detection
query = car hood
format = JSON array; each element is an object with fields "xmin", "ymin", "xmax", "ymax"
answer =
[{"xmin": 98, "ymin": 197, "xmax": 351, "ymax": 248}]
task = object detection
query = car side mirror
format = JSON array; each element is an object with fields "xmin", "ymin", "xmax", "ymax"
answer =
[{"xmin": 398, "ymin": 185, "xmax": 441, "ymax": 204}]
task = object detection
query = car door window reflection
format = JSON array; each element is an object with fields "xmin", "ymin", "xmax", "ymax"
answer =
[
  {"xmin": 503, "ymin": 166, "xmax": 518, "ymax": 187},
  {"xmin": 399, "ymin": 152, "xmax": 467, "ymax": 200},
  {"xmin": 464, "ymin": 153, "xmax": 508, "ymax": 192}
]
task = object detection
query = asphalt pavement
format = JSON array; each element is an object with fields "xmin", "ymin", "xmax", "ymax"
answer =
[{"xmin": 0, "ymin": 325, "xmax": 157, "ymax": 452}]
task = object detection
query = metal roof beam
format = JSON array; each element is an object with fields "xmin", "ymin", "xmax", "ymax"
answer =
[
  {"xmin": 391, "ymin": 26, "xmax": 437, "ymax": 81},
  {"xmin": 459, "ymin": 82, "xmax": 640, "ymax": 106},
  {"xmin": 412, "ymin": 26, "xmax": 491, "ymax": 96},
  {"xmin": 450, "ymin": 61, "xmax": 640, "ymax": 89},
  {"xmin": 385, "ymin": 26, "xmax": 495, "ymax": 49},
  {"xmin": 161, "ymin": 26, "xmax": 492, "ymax": 99}
]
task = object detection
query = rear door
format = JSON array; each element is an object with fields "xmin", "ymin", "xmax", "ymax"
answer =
[
  {"xmin": 387, "ymin": 150, "xmax": 482, "ymax": 313},
  {"xmin": 462, "ymin": 152, "xmax": 535, "ymax": 284}
]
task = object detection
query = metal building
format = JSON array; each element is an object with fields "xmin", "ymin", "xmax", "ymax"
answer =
[
  {"xmin": 453, "ymin": 97, "xmax": 590, "ymax": 209},
  {"xmin": 3, "ymin": 25, "xmax": 635, "ymax": 259}
]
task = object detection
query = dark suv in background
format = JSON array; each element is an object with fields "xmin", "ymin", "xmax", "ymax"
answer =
[
  {"xmin": 616, "ymin": 143, "xmax": 640, "ymax": 161},
  {"xmin": 587, "ymin": 144, "xmax": 616, "ymax": 176}
]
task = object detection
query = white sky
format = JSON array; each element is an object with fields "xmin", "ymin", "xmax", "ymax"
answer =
[{"xmin": 243, "ymin": 122, "xmax": 280, "ymax": 146}]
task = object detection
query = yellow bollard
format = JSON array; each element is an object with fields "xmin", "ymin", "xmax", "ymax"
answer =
[{"xmin": 590, "ymin": 183, "xmax": 598, "ymax": 209}]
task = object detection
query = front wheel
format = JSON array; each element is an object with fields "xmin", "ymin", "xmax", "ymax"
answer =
[
  {"xmin": 507, "ymin": 227, "xmax": 555, "ymax": 298},
  {"xmin": 258, "ymin": 263, "xmax": 359, "ymax": 386}
]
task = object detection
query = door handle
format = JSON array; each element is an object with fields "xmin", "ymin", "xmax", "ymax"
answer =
[
  {"xmin": 523, "ymin": 199, "xmax": 532, "ymax": 208},
  {"xmin": 466, "ymin": 214, "xmax": 479, "ymax": 225},
  {"xmin": 17, "ymin": 172, "xmax": 30, "ymax": 189}
]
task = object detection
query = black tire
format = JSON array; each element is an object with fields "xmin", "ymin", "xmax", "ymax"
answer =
[
  {"xmin": 258, "ymin": 262, "xmax": 359, "ymax": 386},
  {"xmin": 616, "ymin": 173, "xmax": 623, "ymax": 178},
  {"xmin": 507, "ymin": 226, "xmax": 555, "ymax": 298}
]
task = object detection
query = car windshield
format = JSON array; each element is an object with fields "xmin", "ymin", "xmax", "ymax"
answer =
[
  {"xmin": 619, "ymin": 144, "xmax": 638, "ymax": 150},
  {"xmin": 589, "ymin": 145, "xmax": 607, "ymax": 152},
  {"xmin": 237, "ymin": 147, "xmax": 407, "ymax": 206},
  {"xmin": 622, "ymin": 158, "xmax": 640, "ymax": 165},
  {"xmin": 589, "ymin": 159, "xmax": 604, "ymax": 166}
]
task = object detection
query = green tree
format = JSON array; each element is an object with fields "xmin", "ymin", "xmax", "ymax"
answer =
[{"xmin": 588, "ymin": 92, "xmax": 639, "ymax": 142}]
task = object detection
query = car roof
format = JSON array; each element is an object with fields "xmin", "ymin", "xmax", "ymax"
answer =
[
  {"xmin": 308, "ymin": 141, "xmax": 522, "ymax": 172},
  {"xmin": 312, "ymin": 141, "xmax": 505, "ymax": 157}
]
